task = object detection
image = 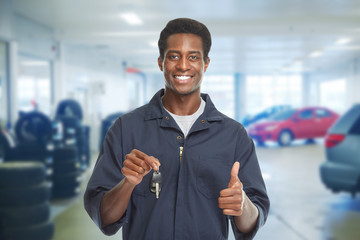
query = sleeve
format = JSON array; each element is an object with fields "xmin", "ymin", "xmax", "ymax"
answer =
[
  {"xmin": 230, "ymin": 126, "xmax": 270, "ymax": 240},
  {"xmin": 83, "ymin": 118, "xmax": 127, "ymax": 236}
]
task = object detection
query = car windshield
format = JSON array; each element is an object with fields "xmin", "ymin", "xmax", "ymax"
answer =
[{"xmin": 270, "ymin": 109, "xmax": 297, "ymax": 120}]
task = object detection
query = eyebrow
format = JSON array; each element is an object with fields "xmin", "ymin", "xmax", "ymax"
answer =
[{"xmin": 167, "ymin": 50, "xmax": 202, "ymax": 55}]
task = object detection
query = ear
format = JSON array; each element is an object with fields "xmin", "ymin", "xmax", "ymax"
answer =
[
  {"xmin": 204, "ymin": 57, "xmax": 210, "ymax": 72},
  {"xmin": 158, "ymin": 57, "xmax": 163, "ymax": 71}
]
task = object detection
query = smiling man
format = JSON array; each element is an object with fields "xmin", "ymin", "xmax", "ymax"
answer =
[{"xmin": 84, "ymin": 18, "xmax": 269, "ymax": 240}]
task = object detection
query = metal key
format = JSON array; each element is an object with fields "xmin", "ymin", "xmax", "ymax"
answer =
[{"xmin": 150, "ymin": 170, "xmax": 162, "ymax": 199}]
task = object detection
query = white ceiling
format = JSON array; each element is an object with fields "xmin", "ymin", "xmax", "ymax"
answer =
[{"xmin": 11, "ymin": 0, "xmax": 360, "ymax": 75}]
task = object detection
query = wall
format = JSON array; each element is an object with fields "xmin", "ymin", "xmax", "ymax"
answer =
[
  {"xmin": 0, "ymin": 0, "xmax": 12, "ymax": 40},
  {"xmin": 308, "ymin": 56, "xmax": 360, "ymax": 113}
]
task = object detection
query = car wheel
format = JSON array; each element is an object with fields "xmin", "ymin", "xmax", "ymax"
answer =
[{"xmin": 278, "ymin": 130, "xmax": 293, "ymax": 146}]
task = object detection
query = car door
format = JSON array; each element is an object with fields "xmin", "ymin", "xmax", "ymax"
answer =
[
  {"xmin": 292, "ymin": 109, "xmax": 316, "ymax": 139},
  {"xmin": 314, "ymin": 108, "xmax": 336, "ymax": 136}
]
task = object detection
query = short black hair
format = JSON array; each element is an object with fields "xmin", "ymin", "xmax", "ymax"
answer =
[{"xmin": 158, "ymin": 18, "xmax": 212, "ymax": 61}]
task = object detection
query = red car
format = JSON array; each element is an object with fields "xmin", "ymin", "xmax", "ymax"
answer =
[{"xmin": 247, "ymin": 107, "xmax": 339, "ymax": 146}]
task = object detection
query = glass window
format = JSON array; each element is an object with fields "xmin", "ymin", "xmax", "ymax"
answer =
[
  {"xmin": 17, "ymin": 55, "xmax": 52, "ymax": 115},
  {"xmin": 246, "ymin": 75, "xmax": 302, "ymax": 115},
  {"xmin": 270, "ymin": 109, "xmax": 296, "ymax": 120},
  {"xmin": 202, "ymin": 75, "xmax": 234, "ymax": 118},
  {"xmin": 299, "ymin": 109, "xmax": 313, "ymax": 119},
  {"xmin": 320, "ymin": 79, "xmax": 346, "ymax": 113},
  {"xmin": 316, "ymin": 109, "xmax": 331, "ymax": 118},
  {"xmin": 349, "ymin": 115, "xmax": 360, "ymax": 135}
]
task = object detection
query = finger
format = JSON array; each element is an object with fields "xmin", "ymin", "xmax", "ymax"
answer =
[
  {"xmin": 222, "ymin": 209, "xmax": 243, "ymax": 216},
  {"xmin": 219, "ymin": 190, "xmax": 246, "ymax": 211},
  {"xmin": 123, "ymin": 159, "xmax": 146, "ymax": 174},
  {"xmin": 126, "ymin": 153, "xmax": 151, "ymax": 172},
  {"xmin": 122, "ymin": 167, "xmax": 143, "ymax": 185},
  {"xmin": 228, "ymin": 161, "xmax": 240, "ymax": 188},
  {"xmin": 122, "ymin": 166, "xmax": 141, "ymax": 177},
  {"xmin": 218, "ymin": 202, "xmax": 243, "ymax": 211},
  {"xmin": 219, "ymin": 188, "xmax": 242, "ymax": 197},
  {"xmin": 133, "ymin": 149, "xmax": 161, "ymax": 171},
  {"xmin": 143, "ymin": 155, "xmax": 161, "ymax": 171}
]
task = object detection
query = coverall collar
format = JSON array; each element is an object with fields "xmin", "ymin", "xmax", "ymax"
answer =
[{"xmin": 144, "ymin": 89, "xmax": 224, "ymax": 123}]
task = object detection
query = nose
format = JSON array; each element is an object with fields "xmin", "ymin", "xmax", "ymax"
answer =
[{"xmin": 176, "ymin": 57, "xmax": 190, "ymax": 71}]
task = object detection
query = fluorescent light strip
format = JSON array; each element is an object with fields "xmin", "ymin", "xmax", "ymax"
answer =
[
  {"xmin": 120, "ymin": 13, "xmax": 143, "ymax": 25},
  {"xmin": 21, "ymin": 61, "xmax": 49, "ymax": 66},
  {"xmin": 336, "ymin": 38, "xmax": 352, "ymax": 45},
  {"xmin": 309, "ymin": 50, "xmax": 323, "ymax": 58}
]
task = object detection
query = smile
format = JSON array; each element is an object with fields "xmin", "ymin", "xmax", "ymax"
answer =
[{"xmin": 174, "ymin": 75, "xmax": 192, "ymax": 80}]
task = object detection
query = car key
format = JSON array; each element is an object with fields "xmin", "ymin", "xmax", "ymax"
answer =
[{"xmin": 150, "ymin": 170, "xmax": 162, "ymax": 199}]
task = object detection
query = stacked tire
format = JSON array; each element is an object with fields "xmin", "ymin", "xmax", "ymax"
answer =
[
  {"xmin": 0, "ymin": 162, "xmax": 54, "ymax": 240},
  {"xmin": 55, "ymin": 99, "xmax": 90, "ymax": 171},
  {"xmin": 78, "ymin": 125, "xmax": 91, "ymax": 169},
  {"xmin": 13, "ymin": 111, "xmax": 54, "ymax": 181},
  {"xmin": 51, "ymin": 147, "xmax": 84, "ymax": 199}
]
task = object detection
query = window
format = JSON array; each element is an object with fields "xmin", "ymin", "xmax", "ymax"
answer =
[
  {"xmin": 349, "ymin": 115, "xmax": 360, "ymax": 135},
  {"xmin": 299, "ymin": 109, "xmax": 313, "ymax": 119},
  {"xmin": 316, "ymin": 109, "xmax": 331, "ymax": 118},
  {"xmin": 246, "ymin": 75, "xmax": 302, "ymax": 115},
  {"xmin": 17, "ymin": 55, "xmax": 52, "ymax": 115},
  {"xmin": 320, "ymin": 79, "xmax": 346, "ymax": 113},
  {"xmin": 202, "ymin": 75, "xmax": 234, "ymax": 118}
]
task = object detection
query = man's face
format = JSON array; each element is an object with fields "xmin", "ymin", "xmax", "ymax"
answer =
[{"xmin": 158, "ymin": 33, "xmax": 210, "ymax": 96}]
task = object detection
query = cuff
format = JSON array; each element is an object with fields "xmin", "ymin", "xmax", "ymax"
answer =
[{"xmin": 230, "ymin": 204, "xmax": 265, "ymax": 240}]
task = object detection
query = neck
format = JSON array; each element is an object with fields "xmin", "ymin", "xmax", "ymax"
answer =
[{"xmin": 162, "ymin": 89, "xmax": 201, "ymax": 116}]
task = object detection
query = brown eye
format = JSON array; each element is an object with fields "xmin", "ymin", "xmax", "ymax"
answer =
[
  {"xmin": 189, "ymin": 56, "xmax": 199, "ymax": 60},
  {"xmin": 168, "ymin": 55, "xmax": 179, "ymax": 60}
]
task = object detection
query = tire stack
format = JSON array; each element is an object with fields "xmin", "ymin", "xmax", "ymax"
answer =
[
  {"xmin": 55, "ymin": 99, "xmax": 90, "ymax": 171},
  {"xmin": 78, "ymin": 125, "xmax": 91, "ymax": 168},
  {"xmin": 15, "ymin": 111, "xmax": 54, "ymax": 178},
  {"xmin": 2, "ymin": 112, "xmax": 54, "ymax": 181},
  {"xmin": 0, "ymin": 128, "xmax": 15, "ymax": 162},
  {"xmin": 51, "ymin": 146, "xmax": 83, "ymax": 198},
  {"xmin": 52, "ymin": 99, "xmax": 88, "ymax": 199},
  {"xmin": 0, "ymin": 161, "xmax": 54, "ymax": 240}
]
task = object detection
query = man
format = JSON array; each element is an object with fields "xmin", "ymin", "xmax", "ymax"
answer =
[{"xmin": 84, "ymin": 18, "xmax": 269, "ymax": 240}]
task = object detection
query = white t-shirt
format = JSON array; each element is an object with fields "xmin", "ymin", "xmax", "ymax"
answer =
[{"xmin": 163, "ymin": 98, "xmax": 206, "ymax": 138}]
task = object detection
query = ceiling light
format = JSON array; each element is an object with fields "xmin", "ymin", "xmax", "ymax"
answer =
[
  {"xmin": 120, "ymin": 12, "xmax": 143, "ymax": 25},
  {"xmin": 336, "ymin": 38, "xmax": 352, "ymax": 45},
  {"xmin": 309, "ymin": 50, "xmax": 323, "ymax": 58},
  {"xmin": 21, "ymin": 61, "xmax": 49, "ymax": 66}
]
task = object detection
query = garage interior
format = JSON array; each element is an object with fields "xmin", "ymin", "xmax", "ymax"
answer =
[{"xmin": 1, "ymin": 0, "xmax": 360, "ymax": 239}]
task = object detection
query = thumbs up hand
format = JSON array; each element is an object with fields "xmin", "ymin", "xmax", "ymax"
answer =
[{"xmin": 218, "ymin": 161, "xmax": 245, "ymax": 216}]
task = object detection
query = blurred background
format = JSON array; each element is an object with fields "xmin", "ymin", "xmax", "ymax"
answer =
[{"xmin": 0, "ymin": 0, "xmax": 360, "ymax": 239}]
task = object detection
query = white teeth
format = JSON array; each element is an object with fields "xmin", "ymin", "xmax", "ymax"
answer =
[{"xmin": 175, "ymin": 76, "xmax": 191, "ymax": 80}]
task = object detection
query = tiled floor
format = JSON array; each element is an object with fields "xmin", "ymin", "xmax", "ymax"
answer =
[
  {"xmin": 51, "ymin": 170, "xmax": 122, "ymax": 240},
  {"xmin": 52, "ymin": 141, "xmax": 360, "ymax": 240}
]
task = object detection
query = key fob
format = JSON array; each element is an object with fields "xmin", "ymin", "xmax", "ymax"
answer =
[{"xmin": 150, "ymin": 171, "xmax": 162, "ymax": 194}]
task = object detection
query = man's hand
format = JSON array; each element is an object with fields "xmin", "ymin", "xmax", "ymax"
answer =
[
  {"xmin": 122, "ymin": 149, "xmax": 160, "ymax": 186},
  {"xmin": 218, "ymin": 161, "xmax": 245, "ymax": 216}
]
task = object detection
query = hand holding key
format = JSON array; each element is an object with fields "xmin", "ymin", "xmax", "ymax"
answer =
[
  {"xmin": 122, "ymin": 149, "xmax": 160, "ymax": 186},
  {"xmin": 218, "ymin": 161, "xmax": 245, "ymax": 216}
]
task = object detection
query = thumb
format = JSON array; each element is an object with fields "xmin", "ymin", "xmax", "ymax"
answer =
[{"xmin": 228, "ymin": 161, "xmax": 240, "ymax": 188}]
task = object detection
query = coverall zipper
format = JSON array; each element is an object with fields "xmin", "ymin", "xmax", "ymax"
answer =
[{"xmin": 179, "ymin": 146, "xmax": 183, "ymax": 164}]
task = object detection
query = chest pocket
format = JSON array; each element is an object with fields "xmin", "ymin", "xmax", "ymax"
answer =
[
  {"xmin": 196, "ymin": 156, "xmax": 232, "ymax": 199},
  {"xmin": 133, "ymin": 173, "xmax": 152, "ymax": 197}
]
